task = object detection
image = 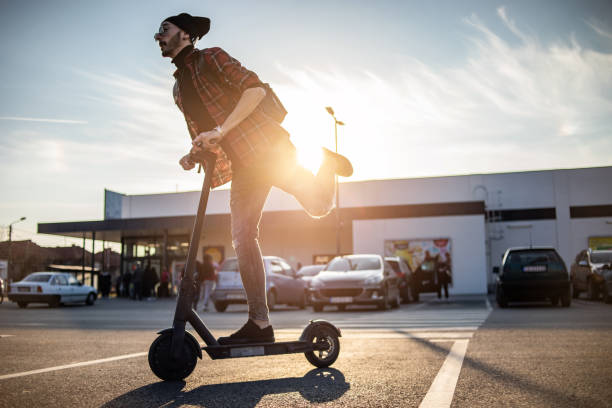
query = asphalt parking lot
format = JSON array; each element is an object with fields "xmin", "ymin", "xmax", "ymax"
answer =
[{"xmin": 0, "ymin": 294, "xmax": 610, "ymax": 407}]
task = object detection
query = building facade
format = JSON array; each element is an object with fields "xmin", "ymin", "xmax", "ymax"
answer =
[{"xmin": 38, "ymin": 166, "xmax": 612, "ymax": 295}]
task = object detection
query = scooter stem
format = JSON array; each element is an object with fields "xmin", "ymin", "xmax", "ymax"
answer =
[{"xmin": 171, "ymin": 152, "xmax": 217, "ymax": 359}]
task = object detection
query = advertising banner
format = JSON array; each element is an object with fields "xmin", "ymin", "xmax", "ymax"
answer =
[
  {"xmin": 384, "ymin": 238, "xmax": 452, "ymax": 279},
  {"xmin": 588, "ymin": 237, "xmax": 612, "ymax": 250}
]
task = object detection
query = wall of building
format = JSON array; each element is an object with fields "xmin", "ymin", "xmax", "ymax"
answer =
[
  {"xmin": 102, "ymin": 166, "xmax": 612, "ymax": 287},
  {"xmin": 352, "ymin": 215, "xmax": 488, "ymax": 294}
]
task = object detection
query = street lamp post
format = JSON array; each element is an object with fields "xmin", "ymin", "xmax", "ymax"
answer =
[
  {"xmin": 8, "ymin": 216, "xmax": 26, "ymax": 282},
  {"xmin": 325, "ymin": 107, "xmax": 345, "ymax": 256}
]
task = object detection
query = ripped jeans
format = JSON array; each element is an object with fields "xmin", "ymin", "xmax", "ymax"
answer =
[{"xmin": 230, "ymin": 141, "xmax": 335, "ymax": 321}]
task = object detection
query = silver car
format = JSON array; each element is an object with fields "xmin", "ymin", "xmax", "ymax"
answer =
[
  {"xmin": 309, "ymin": 254, "xmax": 401, "ymax": 312},
  {"xmin": 212, "ymin": 256, "xmax": 307, "ymax": 312},
  {"xmin": 8, "ymin": 272, "xmax": 97, "ymax": 308}
]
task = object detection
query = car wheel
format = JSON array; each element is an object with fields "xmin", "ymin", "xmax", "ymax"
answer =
[
  {"xmin": 267, "ymin": 290, "xmax": 276, "ymax": 311},
  {"xmin": 550, "ymin": 296, "xmax": 559, "ymax": 306},
  {"xmin": 587, "ymin": 279, "xmax": 599, "ymax": 300},
  {"xmin": 17, "ymin": 302, "xmax": 28, "ymax": 309},
  {"xmin": 85, "ymin": 293, "xmax": 96, "ymax": 306},
  {"xmin": 561, "ymin": 288, "xmax": 571, "ymax": 307},
  {"xmin": 297, "ymin": 291, "xmax": 307, "ymax": 309},
  {"xmin": 214, "ymin": 301, "xmax": 228, "ymax": 312},
  {"xmin": 496, "ymin": 287, "xmax": 508, "ymax": 308},
  {"xmin": 313, "ymin": 304, "xmax": 323, "ymax": 313}
]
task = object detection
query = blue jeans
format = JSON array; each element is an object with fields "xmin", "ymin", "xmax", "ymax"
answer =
[{"xmin": 230, "ymin": 141, "xmax": 335, "ymax": 321}]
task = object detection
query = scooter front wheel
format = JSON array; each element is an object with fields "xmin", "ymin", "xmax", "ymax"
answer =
[
  {"xmin": 303, "ymin": 324, "xmax": 340, "ymax": 368},
  {"xmin": 148, "ymin": 331, "xmax": 198, "ymax": 381}
]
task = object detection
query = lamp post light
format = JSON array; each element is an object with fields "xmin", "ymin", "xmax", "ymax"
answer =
[
  {"xmin": 8, "ymin": 216, "xmax": 26, "ymax": 282},
  {"xmin": 325, "ymin": 107, "xmax": 345, "ymax": 256}
]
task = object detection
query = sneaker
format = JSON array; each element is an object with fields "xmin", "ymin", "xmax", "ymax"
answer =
[
  {"xmin": 218, "ymin": 319, "xmax": 275, "ymax": 345},
  {"xmin": 322, "ymin": 147, "xmax": 353, "ymax": 177}
]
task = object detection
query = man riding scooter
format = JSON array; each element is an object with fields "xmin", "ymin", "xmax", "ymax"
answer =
[{"xmin": 154, "ymin": 13, "xmax": 353, "ymax": 345}]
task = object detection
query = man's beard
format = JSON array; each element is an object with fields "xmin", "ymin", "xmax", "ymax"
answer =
[{"xmin": 161, "ymin": 31, "xmax": 181, "ymax": 57}]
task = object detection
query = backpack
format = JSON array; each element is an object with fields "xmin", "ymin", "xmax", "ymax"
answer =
[
  {"xmin": 198, "ymin": 51, "xmax": 287, "ymax": 124},
  {"xmin": 258, "ymin": 83, "xmax": 288, "ymax": 123}
]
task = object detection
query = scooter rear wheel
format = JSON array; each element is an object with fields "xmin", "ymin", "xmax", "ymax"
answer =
[
  {"xmin": 148, "ymin": 332, "xmax": 198, "ymax": 381},
  {"xmin": 304, "ymin": 324, "xmax": 340, "ymax": 368}
]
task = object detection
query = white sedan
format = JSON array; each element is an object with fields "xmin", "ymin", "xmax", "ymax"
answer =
[{"xmin": 8, "ymin": 272, "xmax": 97, "ymax": 308}]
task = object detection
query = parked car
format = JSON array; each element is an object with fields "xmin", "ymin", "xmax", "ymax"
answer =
[
  {"xmin": 7, "ymin": 272, "xmax": 97, "ymax": 308},
  {"xmin": 296, "ymin": 264, "xmax": 326, "ymax": 287},
  {"xmin": 385, "ymin": 256, "xmax": 415, "ymax": 303},
  {"xmin": 570, "ymin": 249, "xmax": 612, "ymax": 302},
  {"xmin": 308, "ymin": 254, "xmax": 401, "ymax": 312},
  {"xmin": 495, "ymin": 247, "xmax": 571, "ymax": 308},
  {"xmin": 212, "ymin": 256, "xmax": 307, "ymax": 312}
]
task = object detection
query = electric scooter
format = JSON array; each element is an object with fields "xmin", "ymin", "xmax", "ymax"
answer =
[{"xmin": 148, "ymin": 151, "xmax": 341, "ymax": 381}]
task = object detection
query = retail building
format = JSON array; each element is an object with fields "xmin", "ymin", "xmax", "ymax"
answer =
[{"xmin": 38, "ymin": 166, "xmax": 612, "ymax": 294}]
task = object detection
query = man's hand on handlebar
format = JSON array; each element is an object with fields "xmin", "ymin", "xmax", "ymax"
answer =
[
  {"xmin": 191, "ymin": 129, "xmax": 221, "ymax": 154},
  {"xmin": 179, "ymin": 154, "xmax": 196, "ymax": 171}
]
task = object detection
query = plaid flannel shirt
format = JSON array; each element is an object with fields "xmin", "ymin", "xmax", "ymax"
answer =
[{"xmin": 173, "ymin": 47, "xmax": 290, "ymax": 188}]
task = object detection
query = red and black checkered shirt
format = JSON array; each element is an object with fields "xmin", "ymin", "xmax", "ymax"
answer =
[{"xmin": 173, "ymin": 47, "xmax": 290, "ymax": 188}]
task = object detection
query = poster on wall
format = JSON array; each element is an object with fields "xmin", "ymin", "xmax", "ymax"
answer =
[
  {"xmin": 384, "ymin": 238, "xmax": 452, "ymax": 280},
  {"xmin": 588, "ymin": 237, "xmax": 612, "ymax": 250}
]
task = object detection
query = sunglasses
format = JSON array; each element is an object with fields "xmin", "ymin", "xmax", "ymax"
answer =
[{"xmin": 154, "ymin": 24, "xmax": 169, "ymax": 40}]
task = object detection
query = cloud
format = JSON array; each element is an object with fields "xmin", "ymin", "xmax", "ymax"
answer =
[
  {"xmin": 586, "ymin": 19, "xmax": 612, "ymax": 40},
  {"xmin": 0, "ymin": 116, "xmax": 88, "ymax": 124},
  {"xmin": 274, "ymin": 8, "xmax": 612, "ymax": 179}
]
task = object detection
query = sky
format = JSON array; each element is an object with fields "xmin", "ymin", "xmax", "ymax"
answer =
[{"xmin": 1, "ymin": 0, "xmax": 611, "ymax": 249}]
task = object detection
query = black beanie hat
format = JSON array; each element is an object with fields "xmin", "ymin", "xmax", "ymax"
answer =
[{"xmin": 163, "ymin": 13, "xmax": 210, "ymax": 41}]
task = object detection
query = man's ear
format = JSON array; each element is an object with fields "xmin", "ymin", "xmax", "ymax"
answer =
[{"xmin": 180, "ymin": 30, "xmax": 190, "ymax": 42}]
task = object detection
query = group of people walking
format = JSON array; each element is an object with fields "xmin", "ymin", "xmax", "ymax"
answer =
[
  {"xmin": 112, "ymin": 252, "xmax": 218, "ymax": 308},
  {"xmin": 118, "ymin": 263, "xmax": 164, "ymax": 301}
]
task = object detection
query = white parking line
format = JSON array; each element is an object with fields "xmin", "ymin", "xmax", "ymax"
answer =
[
  {"xmin": 0, "ymin": 352, "xmax": 147, "ymax": 381},
  {"xmin": 419, "ymin": 339, "xmax": 470, "ymax": 408},
  {"xmin": 0, "ymin": 335, "xmax": 15, "ymax": 338}
]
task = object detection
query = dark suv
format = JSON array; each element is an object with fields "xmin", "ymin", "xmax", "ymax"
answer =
[
  {"xmin": 570, "ymin": 249, "xmax": 612, "ymax": 302},
  {"xmin": 495, "ymin": 247, "xmax": 571, "ymax": 308}
]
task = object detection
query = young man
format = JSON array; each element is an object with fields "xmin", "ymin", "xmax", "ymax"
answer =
[{"xmin": 154, "ymin": 13, "xmax": 352, "ymax": 345}]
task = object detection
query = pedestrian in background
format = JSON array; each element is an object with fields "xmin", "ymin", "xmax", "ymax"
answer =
[
  {"xmin": 143, "ymin": 263, "xmax": 159, "ymax": 300},
  {"xmin": 436, "ymin": 254, "xmax": 451, "ymax": 300},
  {"xmin": 197, "ymin": 254, "xmax": 217, "ymax": 311},
  {"xmin": 132, "ymin": 263, "xmax": 143, "ymax": 301},
  {"xmin": 99, "ymin": 270, "xmax": 111, "ymax": 298},
  {"xmin": 159, "ymin": 268, "xmax": 170, "ymax": 298},
  {"xmin": 121, "ymin": 270, "xmax": 132, "ymax": 298}
]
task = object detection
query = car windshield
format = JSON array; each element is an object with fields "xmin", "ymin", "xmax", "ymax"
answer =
[
  {"xmin": 325, "ymin": 256, "xmax": 381, "ymax": 271},
  {"xmin": 23, "ymin": 274, "xmax": 52, "ymax": 282},
  {"xmin": 508, "ymin": 250, "xmax": 561, "ymax": 266},
  {"xmin": 591, "ymin": 252, "xmax": 612, "ymax": 264},
  {"xmin": 219, "ymin": 258, "xmax": 239, "ymax": 272}
]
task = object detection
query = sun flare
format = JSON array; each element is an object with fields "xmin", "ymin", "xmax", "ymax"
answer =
[{"xmin": 296, "ymin": 145, "xmax": 323, "ymax": 175}]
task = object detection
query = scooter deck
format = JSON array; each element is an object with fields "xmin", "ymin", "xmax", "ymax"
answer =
[{"xmin": 204, "ymin": 340, "xmax": 319, "ymax": 360}]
